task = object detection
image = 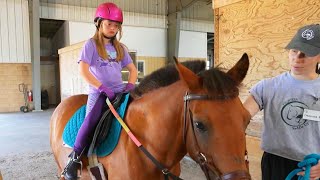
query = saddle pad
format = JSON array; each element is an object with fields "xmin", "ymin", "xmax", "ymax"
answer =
[{"xmin": 62, "ymin": 94, "xmax": 130, "ymax": 157}]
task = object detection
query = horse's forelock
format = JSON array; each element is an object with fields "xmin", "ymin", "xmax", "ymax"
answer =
[{"xmin": 199, "ymin": 68, "xmax": 239, "ymax": 99}]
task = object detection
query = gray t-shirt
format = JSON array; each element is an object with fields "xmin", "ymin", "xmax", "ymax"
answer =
[
  {"xmin": 79, "ymin": 39, "xmax": 132, "ymax": 94},
  {"xmin": 250, "ymin": 72, "xmax": 320, "ymax": 161}
]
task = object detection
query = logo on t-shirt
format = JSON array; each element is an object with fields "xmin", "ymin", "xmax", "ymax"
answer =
[
  {"xmin": 97, "ymin": 50, "xmax": 118, "ymax": 67},
  {"xmin": 97, "ymin": 58, "xmax": 112, "ymax": 67},
  {"xmin": 281, "ymin": 100, "xmax": 309, "ymax": 129},
  {"xmin": 107, "ymin": 50, "xmax": 117, "ymax": 61}
]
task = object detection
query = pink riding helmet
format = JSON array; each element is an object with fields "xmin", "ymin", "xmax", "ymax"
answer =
[{"xmin": 95, "ymin": 2, "xmax": 123, "ymax": 24}]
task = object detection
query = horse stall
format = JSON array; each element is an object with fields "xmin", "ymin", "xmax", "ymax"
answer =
[{"xmin": 212, "ymin": 0, "xmax": 319, "ymax": 179}]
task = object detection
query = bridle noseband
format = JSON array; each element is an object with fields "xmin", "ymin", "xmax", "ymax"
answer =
[{"xmin": 183, "ymin": 92, "xmax": 251, "ymax": 180}]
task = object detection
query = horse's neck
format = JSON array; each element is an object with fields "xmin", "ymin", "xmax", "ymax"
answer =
[{"xmin": 126, "ymin": 82, "xmax": 187, "ymax": 166}]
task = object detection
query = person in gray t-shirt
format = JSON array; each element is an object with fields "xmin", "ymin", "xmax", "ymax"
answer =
[
  {"xmin": 61, "ymin": 2, "xmax": 138, "ymax": 179},
  {"xmin": 244, "ymin": 24, "xmax": 320, "ymax": 180}
]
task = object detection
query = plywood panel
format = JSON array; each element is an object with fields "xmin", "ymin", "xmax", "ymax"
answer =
[
  {"xmin": 214, "ymin": 0, "xmax": 243, "ymax": 8},
  {"xmin": 215, "ymin": 0, "xmax": 320, "ymax": 90}
]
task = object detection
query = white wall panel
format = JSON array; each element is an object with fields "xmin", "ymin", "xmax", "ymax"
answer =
[
  {"xmin": 0, "ymin": 0, "xmax": 10, "ymax": 62},
  {"xmin": 69, "ymin": 21, "xmax": 95, "ymax": 45},
  {"xmin": 179, "ymin": 31, "xmax": 207, "ymax": 58},
  {"xmin": 7, "ymin": 0, "xmax": 17, "ymax": 62},
  {"xmin": 22, "ymin": 0, "xmax": 31, "ymax": 62},
  {"xmin": 15, "ymin": 0, "xmax": 24, "ymax": 62},
  {"xmin": 122, "ymin": 26, "xmax": 166, "ymax": 57},
  {"xmin": 0, "ymin": 0, "xmax": 30, "ymax": 63},
  {"xmin": 68, "ymin": 21, "xmax": 166, "ymax": 57}
]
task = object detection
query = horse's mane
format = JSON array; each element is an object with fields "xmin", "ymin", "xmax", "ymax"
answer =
[{"xmin": 132, "ymin": 60, "xmax": 239, "ymax": 99}]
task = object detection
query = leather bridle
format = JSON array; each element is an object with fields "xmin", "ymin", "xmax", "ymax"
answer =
[{"xmin": 183, "ymin": 92, "xmax": 251, "ymax": 180}]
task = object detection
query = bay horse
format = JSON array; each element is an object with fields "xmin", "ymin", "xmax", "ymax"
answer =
[{"xmin": 50, "ymin": 54, "xmax": 251, "ymax": 180}]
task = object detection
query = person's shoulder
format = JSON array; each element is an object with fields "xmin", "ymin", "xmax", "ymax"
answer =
[
  {"xmin": 84, "ymin": 38, "xmax": 95, "ymax": 45},
  {"xmin": 262, "ymin": 72, "xmax": 289, "ymax": 86},
  {"xmin": 270, "ymin": 72, "xmax": 288, "ymax": 81},
  {"xmin": 82, "ymin": 38, "xmax": 97, "ymax": 49},
  {"xmin": 255, "ymin": 72, "xmax": 287, "ymax": 85},
  {"xmin": 120, "ymin": 43, "xmax": 129, "ymax": 52}
]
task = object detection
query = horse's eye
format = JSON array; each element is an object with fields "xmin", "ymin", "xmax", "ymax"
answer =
[{"xmin": 195, "ymin": 121, "xmax": 207, "ymax": 132}]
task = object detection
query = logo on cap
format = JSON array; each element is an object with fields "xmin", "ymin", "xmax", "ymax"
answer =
[{"xmin": 301, "ymin": 29, "xmax": 314, "ymax": 40}]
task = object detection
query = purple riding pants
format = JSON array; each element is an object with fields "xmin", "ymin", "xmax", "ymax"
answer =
[{"xmin": 74, "ymin": 93, "xmax": 105, "ymax": 155}]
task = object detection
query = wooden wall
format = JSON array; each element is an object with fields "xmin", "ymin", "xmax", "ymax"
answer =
[
  {"xmin": 213, "ymin": 1, "xmax": 319, "ymax": 179},
  {"xmin": 214, "ymin": 0, "xmax": 320, "ymax": 90}
]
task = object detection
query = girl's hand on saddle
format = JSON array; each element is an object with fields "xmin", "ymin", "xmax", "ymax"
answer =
[
  {"xmin": 98, "ymin": 84, "xmax": 115, "ymax": 101},
  {"xmin": 123, "ymin": 83, "xmax": 135, "ymax": 93},
  {"xmin": 297, "ymin": 160, "xmax": 320, "ymax": 180}
]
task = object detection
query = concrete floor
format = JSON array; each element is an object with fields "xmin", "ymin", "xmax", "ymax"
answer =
[{"xmin": 0, "ymin": 108, "xmax": 55, "ymax": 156}]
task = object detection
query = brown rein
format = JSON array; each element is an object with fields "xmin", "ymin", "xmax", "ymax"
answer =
[{"xmin": 183, "ymin": 92, "xmax": 251, "ymax": 180}]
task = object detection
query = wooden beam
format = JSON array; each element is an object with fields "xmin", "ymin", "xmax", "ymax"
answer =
[
  {"xmin": 213, "ymin": 8, "xmax": 219, "ymax": 66},
  {"xmin": 213, "ymin": 0, "xmax": 243, "ymax": 9}
]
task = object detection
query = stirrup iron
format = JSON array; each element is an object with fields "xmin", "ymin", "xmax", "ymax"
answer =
[{"xmin": 61, "ymin": 151, "xmax": 83, "ymax": 179}]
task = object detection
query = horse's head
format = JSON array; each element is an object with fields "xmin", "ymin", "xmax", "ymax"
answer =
[{"xmin": 174, "ymin": 54, "xmax": 251, "ymax": 180}]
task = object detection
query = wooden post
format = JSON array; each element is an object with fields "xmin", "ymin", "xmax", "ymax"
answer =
[{"xmin": 213, "ymin": 8, "xmax": 220, "ymax": 66}]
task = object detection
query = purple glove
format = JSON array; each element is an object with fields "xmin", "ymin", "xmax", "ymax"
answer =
[
  {"xmin": 98, "ymin": 84, "xmax": 115, "ymax": 101},
  {"xmin": 123, "ymin": 83, "xmax": 135, "ymax": 93}
]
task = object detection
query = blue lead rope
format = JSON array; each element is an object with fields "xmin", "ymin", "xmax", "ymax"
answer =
[{"xmin": 286, "ymin": 154, "xmax": 320, "ymax": 180}]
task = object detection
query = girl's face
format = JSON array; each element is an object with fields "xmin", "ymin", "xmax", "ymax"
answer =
[
  {"xmin": 288, "ymin": 49, "xmax": 320, "ymax": 78},
  {"xmin": 100, "ymin": 20, "xmax": 120, "ymax": 37}
]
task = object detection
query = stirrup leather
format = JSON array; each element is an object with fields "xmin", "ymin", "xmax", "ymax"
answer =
[{"xmin": 61, "ymin": 151, "xmax": 83, "ymax": 179}]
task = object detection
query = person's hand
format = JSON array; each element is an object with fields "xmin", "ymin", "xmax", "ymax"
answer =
[
  {"xmin": 297, "ymin": 160, "xmax": 320, "ymax": 180},
  {"xmin": 98, "ymin": 84, "xmax": 115, "ymax": 101},
  {"xmin": 123, "ymin": 83, "xmax": 135, "ymax": 93}
]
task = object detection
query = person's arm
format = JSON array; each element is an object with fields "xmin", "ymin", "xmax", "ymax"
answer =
[
  {"xmin": 243, "ymin": 94, "xmax": 260, "ymax": 118},
  {"xmin": 126, "ymin": 62, "xmax": 138, "ymax": 84},
  {"xmin": 79, "ymin": 61, "xmax": 102, "ymax": 89}
]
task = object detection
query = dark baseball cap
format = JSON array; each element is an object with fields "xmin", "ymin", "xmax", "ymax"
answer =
[{"xmin": 285, "ymin": 24, "xmax": 320, "ymax": 57}]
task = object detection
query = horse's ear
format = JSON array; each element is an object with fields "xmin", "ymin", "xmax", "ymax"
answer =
[
  {"xmin": 173, "ymin": 57, "xmax": 201, "ymax": 91},
  {"xmin": 227, "ymin": 53, "xmax": 249, "ymax": 85}
]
